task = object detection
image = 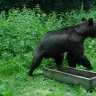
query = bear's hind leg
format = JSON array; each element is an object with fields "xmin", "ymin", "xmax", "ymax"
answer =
[
  {"xmin": 67, "ymin": 52, "xmax": 76, "ymax": 68},
  {"xmin": 54, "ymin": 54, "xmax": 64, "ymax": 71},
  {"xmin": 28, "ymin": 51, "xmax": 43, "ymax": 76}
]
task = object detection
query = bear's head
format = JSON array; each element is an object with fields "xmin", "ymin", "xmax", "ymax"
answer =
[{"xmin": 75, "ymin": 18, "xmax": 96, "ymax": 38}]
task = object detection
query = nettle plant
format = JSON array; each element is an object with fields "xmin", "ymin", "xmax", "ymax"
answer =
[{"xmin": 0, "ymin": 7, "xmax": 64, "ymax": 59}]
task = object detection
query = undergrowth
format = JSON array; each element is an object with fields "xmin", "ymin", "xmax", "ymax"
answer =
[{"xmin": 0, "ymin": 6, "xmax": 96, "ymax": 96}]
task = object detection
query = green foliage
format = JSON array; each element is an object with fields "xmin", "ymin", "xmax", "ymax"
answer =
[
  {"xmin": 0, "ymin": 6, "xmax": 63, "ymax": 58},
  {"xmin": 1, "ymin": 6, "xmax": 96, "ymax": 95}
]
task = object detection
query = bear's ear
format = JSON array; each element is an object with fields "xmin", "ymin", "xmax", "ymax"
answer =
[
  {"xmin": 89, "ymin": 18, "xmax": 93, "ymax": 26},
  {"xmin": 82, "ymin": 17, "xmax": 86, "ymax": 21}
]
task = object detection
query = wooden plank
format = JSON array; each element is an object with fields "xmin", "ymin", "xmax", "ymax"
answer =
[
  {"xmin": 59, "ymin": 66, "xmax": 96, "ymax": 78},
  {"xmin": 43, "ymin": 66, "xmax": 96, "ymax": 91}
]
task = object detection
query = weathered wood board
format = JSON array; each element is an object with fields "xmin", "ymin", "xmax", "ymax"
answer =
[{"xmin": 43, "ymin": 66, "xmax": 96, "ymax": 91}]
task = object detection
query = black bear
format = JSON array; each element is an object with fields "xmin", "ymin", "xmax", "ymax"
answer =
[{"xmin": 28, "ymin": 18, "xmax": 96, "ymax": 76}]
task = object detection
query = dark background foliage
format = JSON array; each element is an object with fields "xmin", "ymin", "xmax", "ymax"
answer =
[{"xmin": 0, "ymin": 0, "xmax": 96, "ymax": 13}]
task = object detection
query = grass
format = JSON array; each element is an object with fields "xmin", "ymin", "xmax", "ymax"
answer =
[{"xmin": 1, "ymin": 6, "xmax": 96, "ymax": 95}]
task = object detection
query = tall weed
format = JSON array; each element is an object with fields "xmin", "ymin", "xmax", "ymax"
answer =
[{"xmin": 1, "ymin": 6, "xmax": 96, "ymax": 95}]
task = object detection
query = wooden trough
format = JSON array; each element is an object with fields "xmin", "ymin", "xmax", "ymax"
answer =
[{"xmin": 43, "ymin": 66, "xmax": 96, "ymax": 91}]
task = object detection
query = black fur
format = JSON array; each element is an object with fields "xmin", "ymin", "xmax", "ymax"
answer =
[{"xmin": 28, "ymin": 18, "xmax": 96, "ymax": 76}]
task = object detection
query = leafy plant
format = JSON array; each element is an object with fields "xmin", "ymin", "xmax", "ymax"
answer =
[{"xmin": 1, "ymin": 6, "xmax": 96, "ymax": 96}]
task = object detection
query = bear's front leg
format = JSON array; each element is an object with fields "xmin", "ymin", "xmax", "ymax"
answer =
[{"xmin": 76, "ymin": 55, "xmax": 93, "ymax": 70}]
